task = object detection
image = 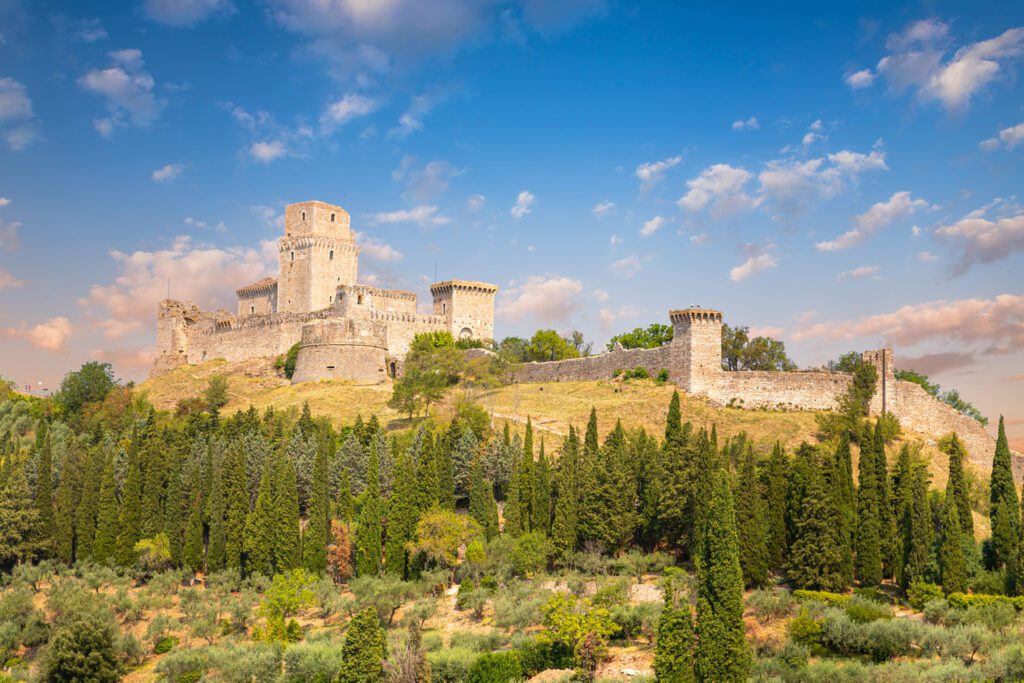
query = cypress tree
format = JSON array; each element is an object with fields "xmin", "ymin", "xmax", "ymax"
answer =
[
  {"xmin": 872, "ymin": 420, "xmax": 897, "ymax": 579},
  {"xmin": 0, "ymin": 459, "xmax": 41, "ymax": 568},
  {"xmin": 653, "ymin": 584, "xmax": 695, "ymax": 683},
  {"xmin": 54, "ymin": 445, "xmax": 84, "ymax": 564},
  {"xmin": 32, "ymin": 425, "xmax": 55, "ymax": 553},
  {"xmin": 224, "ymin": 445, "xmax": 249, "ymax": 570},
  {"xmin": 903, "ymin": 466, "xmax": 933, "ymax": 587},
  {"xmin": 336, "ymin": 468, "xmax": 354, "ymax": 524},
  {"xmin": 244, "ymin": 458, "xmax": 275, "ymax": 576},
  {"xmin": 690, "ymin": 429, "xmax": 717, "ymax": 552},
  {"xmin": 945, "ymin": 434, "xmax": 974, "ymax": 540},
  {"xmin": 694, "ymin": 469, "xmax": 749, "ymax": 682},
  {"xmin": 503, "ymin": 447, "xmax": 524, "ymax": 538},
  {"xmin": 302, "ymin": 442, "xmax": 330, "ymax": 575},
  {"xmin": 92, "ymin": 453, "xmax": 118, "ymax": 565},
  {"xmin": 532, "ymin": 438, "xmax": 552, "ymax": 536},
  {"xmin": 665, "ymin": 391, "xmax": 682, "ymax": 446},
  {"xmin": 115, "ymin": 435, "xmax": 144, "ymax": 566},
  {"xmin": 183, "ymin": 464, "xmax": 205, "ymax": 573},
  {"xmin": 468, "ymin": 458, "xmax": 498, "ymax": 541},
  {"xmin": 734, "ymin": 445, "xmax": 769, "ymax": 588},
  {"xmin": 551, "ymin": 427, "xmax": 580, "ymax": 555},
  {"xmin": 75, "ymin": 446, "xmax": 103, "ymax": 561},
  {"xmin": 788, "ymin": 450, "xmax": 846, "ymax": 591},
  {"xmin": 140, "ymin": 439, "xmax": 167, "ymax": 538},
  {"xmin": 584, "ymin": 407, "xmax": 599, "ymax": 462},
  {"xmin": 436, "ymin": 430, "xmax": 457, "ymax": 510},
  {"xmin": 355, "ymin": 442, "xmax": 383, "ymax": 577},
  {"xmin": 765, "ymin": 443, "xmax": 788, "ymax": 570},
  {"xmin": 941, "ymin": 498, "xmax": 968, "ymax": 595},
  {"xmin": 273, "ymin": 452, "xmax": 302, "ymax": 572},
  {"xmin": 831, "ymin": 436, "xmax": 856, "ymax": 585},
  {"xmin": 855, "ymin": 436, "xmax": 882, "ymax": 585},
  {"xmin": 206, "ymin": 454, "xmax": 227, "ymax": 572},
  {"xmin": 338, "ymin": 607, "xmax": 387, "ymax": 683},
  {"xmin": 163, "ymin": 446, "xmax": 186, "ymax": 568},
  {"xmin": 518, "ymin": 423, "xmax": 533, "ymax": 530},
  {"xmin": 991, "ymin": 501, "xmax": 1018, "ymax": 592},
  {"xmin": 990, "ymin": 416, "xmax": 1020, "ymax": 573},
  {"xmin": 451, "ymin": 427, "xmax": 477, "ymax": 505},
  {"xmin": 383, "ymin": 448, "xmax": 419, "ymax": 577}
]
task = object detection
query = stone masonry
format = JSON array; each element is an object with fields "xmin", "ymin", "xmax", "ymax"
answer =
[{"xmin": 152, "ymin": 200, "xmax": 497, "ymax": 383}]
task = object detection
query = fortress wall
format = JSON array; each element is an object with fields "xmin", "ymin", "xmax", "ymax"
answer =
[
  {"xmin": 704, "ymin": 371, "xmax": 852, "ymax": 411},
  {"xmin": 291, "ymin": 320, "xmax": 388, "ymax": 384},
  {"xmin": 891, "ymin": 381, "xmax": 995, "ymax": 470},
  {"xmin": 372, "ymin": 310, "xmax": 449, "ymax": 357},
  {"xmin": 513, "ymin": 345, "xmax": 672, "ymax": 383}
]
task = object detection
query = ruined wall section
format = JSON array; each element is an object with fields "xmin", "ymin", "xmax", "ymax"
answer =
[
  {"xmin": 891, "ymin": 381, "xmax": 996, "ymax": 470},
  {"xmin": 514, "ymin": 345, "xmax": 672, "ymax": 383},
  {"xmin": 707, "ymin": 371, "xmax": 852, "ymax": 410}
]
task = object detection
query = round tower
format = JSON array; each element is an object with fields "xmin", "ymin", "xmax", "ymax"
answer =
[{"xmin": 290, "ymin": 319, "xmax": 388, "ymax": 384}]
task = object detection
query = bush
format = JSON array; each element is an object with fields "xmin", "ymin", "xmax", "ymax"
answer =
[
  {"xmin": 466, "ymin": 651, "xmax": 522, "ymax": 683},
  {"xmin": 787, "ymin": 607, "xmax": 822, "ymax": 647},
  {"xmin": 511, "ymin": 532, "xmax": 553, "ymax": 576},
  {"xmin": 493, "ymin": 590, "xmax": 544, "ymax": 632},
  {"xmin": 922, "ymin": 599, "xmax": 952, "ymax": 625},
  {"xmin": 962, "ymin": 602, "xmax": 1018, "ymax": 633},
  {"xmin": 283, "ymin": 342, "xmax": 300, "ymax": 379},
  {"xmin": 609, "ymin": 603, "xmax": 660, "ymax": 641},
  {"xmin": 282, "ymin": 640, "xmax": 347, "ymax": 683},
  {"xmin": 982, "ymin": 645, "xmax": 1024, "ymax": 682},
  {"xmin": 44, "ymin": 612, "xmax": 121, "ymax": 683},
  {"xmin": 844, "ymin": 595, "xmax": 893, "ymax": 623},
  {"xmin": 154, "ymin": 635, "xmax": 179, "ymax": 654},
  {"xmin": 777, "ymin": 642, "xmax": 809, "ymax": 669},
  {"xmin": 154, "ymin": 647, "xmax": 208, "ymax": 683},
  {"xmin": 947, "ymin": 592, "xmax": 1024, "ymax": 610},
  {"xmin": 515, "ymin": 638, "xmax": 574, "ymax": 677},
  {"xmin": 449, "ymin": 630, "xmax": 506, "ymax": 653},
  {"xmin": 970, "ymin": 570, "xmax": 1007, "ymax": 596},
  {"xmin": 793, "ymin": 589, "xmax": 849, "ymax": 607},
  {"xmin": 427, "ymin": 647, "xmax": 478, "ymax": 682},
  {"xmin": 655, "ymin": 369, "xmax": 670, "ymax": 385},
  {"xmin": 747, "ymin": 588, "xmax": 797, "ymax": 622},
  {"xmin": 907, "ymin": 582, "xmax": 944, "ymax": 610}
]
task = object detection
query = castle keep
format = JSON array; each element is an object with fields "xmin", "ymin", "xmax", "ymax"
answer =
[{"xmin": 153, "ymin": 200, "xmax": 497, "ymax": 383}]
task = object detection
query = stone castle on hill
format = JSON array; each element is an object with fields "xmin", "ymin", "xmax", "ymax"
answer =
[
  {"xmin": 153, "ymin": 199, "xmax": 998, "ymax": 466},
  {"xmin": 153, "ymin": 200, "xmax": 498, "ymax": 383}
]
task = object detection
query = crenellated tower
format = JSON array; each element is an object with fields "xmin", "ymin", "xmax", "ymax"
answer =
[
  {"xmin": 430, "ymin": 280, "xmax": 498, "ymax": 342},
  {"xmin": 278, "ymin": 201, "xmax": 360, "ymax": 313},
  {"xmin": 669, "ymin": 307, "xmax": 724, "ymax": 394}
]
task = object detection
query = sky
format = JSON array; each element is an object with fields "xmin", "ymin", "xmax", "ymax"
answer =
[{"xmin": 0, "ymin": 1, "xmax": 1022, "ymax": 444}]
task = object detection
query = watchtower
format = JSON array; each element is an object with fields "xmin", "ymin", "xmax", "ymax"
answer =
[
  {"xmin": 430, "ymin": 280, "xmax": 498, "ymax": 342},
  {"xmin": 278, "ymin": 201, "xmax": 360, "ymax": 313},
  {"xmin": 669, "ymin": 307, "xmax": 723, "ymax": 393}
]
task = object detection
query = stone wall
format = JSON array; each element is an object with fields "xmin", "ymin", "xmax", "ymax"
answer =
[
  {"xmin": 514, "ymin": 345, "xmax": 672, "ymax": 383},
  {"xmin": 291, "ymin": 319, "xmax": 388, "ymax": 384},
  {"xmin": 707, "ymin": 370, "xmax": 852, "ymax": 411},
  {"xmin": 892, "ymin": 381, "xmax": 996, "ymax": 470}
]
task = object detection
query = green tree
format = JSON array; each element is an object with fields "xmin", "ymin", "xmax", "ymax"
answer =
[
  {"xmin": 383, "ymin": 448, "xmax": 419, "ymax": 577},
  {"xmin": 855, "ymin": 435, "xmax": 882, "ymax": 585},
  {"xmin": 0, "ymin": 459, "xmax": 41, "ymax": 569},
  {"xmin": 787, "ymin": 450, "xmax": 847, "ymax": 592},
  {"xmin": 224, "ymin": 445, "xmax": 249, "ymax": 570},
  {"xmin": 44, "ymin": 607, "xmax": 120, "ymax": 682},
  {"xmin": 92, "ymin": 453, "xmax": 119, "ymax": 565},
  {"xmin": 551, "ymin": 427, "xmax": 580, "ymax": 555},
  {"xmin": 74, "ymin": 446, "xmax": 103, "ymax": 562},
  {"xmin": 274, "ymin": 453, "xmax": 302, "ymax": 572},
  {"xmin": 140, "ymin": 439, "xmax": 167, "ymax": 538},
  {"xmin": 183, "ymin": 470, "xmax": 205, "ymax": 573},
  {"xmin": 115, "ymin": 433, "xmax": 144, "ymax": 566},
  {"xmin": 873, "ymin": 421, "xmax": 898, "ymax": 579},
  {"xmin": 990, "ymin": 416, "xmax": 1020, "ymax": 573},
  {"xmin": 54, "ymin": 361, "xmax": 115, "ymax": 416},
  {"xmin": 207, "ymin": 454, "xmax": 227, "ymax": 572},
  {"xmin": 765, "ymin": 443, "xmax": 789, "ymax": 570},
  {"xmin": 244, "ymin": 458, "xmax": 276, "ymax": 576},
  {"xmin": 525, "ymin": 329, "xmax": 582, "ymax": 362},
  {"xmin": 32, "ymin": 425, "xmax": 55, "ymax": 553},
  {"xmin": 944, "ymin": 433, "xmax": 974, "ymax": 540},
  {"xmin": 205, "ymin": 375, "xmax": 229, "ymax": 412},
  {"xmin": 355, "ymin": 443, "xmax": 383, "ymax": 577},
  {"xmin": 903, "ymin": 466, "xmax": 934, "ymax": 587},
  {"xmin": 54, "ymin": 445, "xmax": 85, "ymax": 563},
  {"xmin": 607, "ymin": 323, "xmax": 674, "ymax": 350},
  {"xmin": 734, "ymin": 445, "xmax": 769, "ymax": 588},
  {"xmin": 337, "ymin": 607, "xmax": 387, "ymax": 683},
  {"xmin": 694, "ymin": 470, "xmax": 749, "ymax": 682},
  {"xmin": 653, "ymin": 583, "xmax": 695, "ymax": 683},
  {"xmin": 407, "ymin": 507, "xmax": 482, "ymax": 571},
  {"xmin": 302, "ymin": 443, "xmax": 330, "ymax": 575},
  {"xmin": 720, "ymin": 324, "xmax": 796, "ymax": 371},
  {"xmin": 538, "ymin": 592, "xmax": 618, "ymax": 672},
  {"xmin": 531, "ymin": 438, "xmax": 552, "ymax": 536},
  {"xmin": 941, "ymin": 499, "xmax": 968, "ymax": 595},
  {"xmin": 467, "ymin": 459, "xmax": 499, "ymax": 541}
]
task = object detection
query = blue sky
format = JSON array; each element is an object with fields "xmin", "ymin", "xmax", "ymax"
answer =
[{"xmin": 0, "ymin": 1, "xmax": 1022, "ymax": 441}]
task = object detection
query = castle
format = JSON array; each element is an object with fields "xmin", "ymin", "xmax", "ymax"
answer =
[
  {"xmin": 153, "ymin": 200, "xmax": 498, "ymax": 383},
  {"xmin": 152, "ymin": 199, "xmax": 998, "ymax": 467}
]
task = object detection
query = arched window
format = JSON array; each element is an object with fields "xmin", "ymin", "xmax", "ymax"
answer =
[
  {"xmin": 442, "ymin": 302, "xmax": 446, "ymax": 315},
  {"xmin": 329, "ymin": 250, "xmax": 334, "ymax": 260},
  {"xmin": 357, "ymin": 294, "xmax": 364, "ymax": 305},
  {"xmin": 291, "ymin": 251, "xmax": 295, "ymax": 261},
  {"xmin": 250, "ymin": 305, "xmax": 255, "ymax": 314},
  {"xmin": 331, "ymin": 213, "xmax": 336, "ymax": 222},
  {"xmin": 301, "ymin": 211, "xmax": 306, "ymax": 220}
]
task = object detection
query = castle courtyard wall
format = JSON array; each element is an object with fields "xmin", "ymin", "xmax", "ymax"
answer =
[
  {"xmin": 706, "ymin": 370, "xmax": 852, "ymax": 411},
  {"xmin": 513, "ymin": 345, "xmax": 672, "ymax": 383}
]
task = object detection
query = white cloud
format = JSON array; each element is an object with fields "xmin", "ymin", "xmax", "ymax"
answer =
[
  {"xmin": 250, "ymin": 140, "xmax": 287, "ymax": 163},
  {"xmin": 690, "ymin": 232, "xmax": 709, "ymax": 245},
  {"xmin": 0, "ymin": 212, "xmax": 20, "ymax": 250},
  {"xmin": 497, "ymin": 274, "xmax": 583, "ymax": 324},
  {"xmin": 731, "ymin": 116, "xmax": 759, "ymax": 130},
  {"xmin": 250, "ymin": 205, "xmax": 284, "ymax": 230},
  {"xmin": 729, "ymin": 252, "xmax": 777, "ymax": 282},
  {"xmin": 0, "ymin": 77, "xmax": 41, "ymax": 150},
  {"xmin": 598, "ymin": 305, "xmax": 640, "ymax": 329},
  {"xmin": 183, "ymin": 216, "xmax": 226, "ymax": 232},
  {"xmin": 0, "ymin": 270, "xmax": 24, "ymax": 289},
  {"xmin": 640, "ymin": 215, "xmax": 664, "ymax": 237},
  {"xmin": 844, "ymin": 69, "xmax": 875, "ymax": 89},
  {"xmin": 870, "ymin": 20, "xmax": 1024, "ymax": 110},
  {"xmin": 610, "ymin": 254, "xmax": 643, "ymax": 277},
  {"xmin": 510, "ymin": 190, "xmax": 535, "ymax": 219},
  {"xmin": 635, "ymin": 155, "xmax": 682, "ymax": 190},
  {"xmin": 142, "ymin": 0, "xmax": 235, "ymax": 26},
  {"xmin": 74, "ymin": 17, "xmax": 108, "ymax": 42},
  {"xmin": 979, "ymin": 121, "xmax": 1024, "ymax": 151},
  {"xmin": 356, "ymin": 233, "xmax": 403, "ymax": 261},
  {"xmin": 592, "ymin": 289, "xmax": 609, "ymax": 302},
  {"xmin": 78, "ymin": 49, "xmax": 165, "ymax": 133},
  {"xmin": 678, "ymin": 163, "xmax": 755, "ymax": 213},
  {"xmin": 466, "ymin": 194, "xmax": 486, "ymax": 211},
  {"xmin": 320, "ymin": 93, "xmax": 378, "ymax": 133},
  {"xmin": 837, "ymin": 265, "xmax": 881, "ymax": 281},
  {"xmin": 750, "ymin": 325, "xmax": 785, "ymax": 338},
  {"xmin": 592, "ymin": 200, "xmax": 616, "ymax": 219},
  {"xmin": 759, "ymin": 148, "xmax": 888, "ymax": 217},
  {"xmin": 152, "ymin": 163, "xmax": 185, "ymax": 182},
  {"xmin": 81, "ymin": 235, "xmax": 276, "ymax": 341},
  {"xmin": 90, "ymin": 348, "xmax": 156, "ymax": 375},
  {"xmin": 387, "ymin": 90, "xmax": 451, "ymax": 139},
  {"xmin": 395, "ymin": 159, "xmax": 462, "ymax": 201},
  {"xmin": 792, "ymin": 294, "xmax": 1024, "ymax": 352},
  {"xmin": 817, "ymin": 191, "xmax": 927, "ymax": 251},
  {"xmin": 373, "ymin": 205, "xmax": 451, "ymax": 227},
  {"xmin": 3, "ymin": 317, "xmax": 73, "ymax": 352},
  {"xmin": 609, "ymin": 234, "xmax": 622, "ymax": 248},
  {"xmin": 935, "ymin": 210, "xmax": 1024, "ymax": 275}
]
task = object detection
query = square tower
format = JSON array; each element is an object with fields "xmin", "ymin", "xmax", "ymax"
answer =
[
  {"xmin": 278, "ymin": 201, "xmax": 360, "ymax": 313},
  {"xmin": 430, "ymin": 280, "xmax": 498, "ymax": 342},
  {"xmin": 669, "ymin": 308, "xmax": 723, "ymax": 394}
]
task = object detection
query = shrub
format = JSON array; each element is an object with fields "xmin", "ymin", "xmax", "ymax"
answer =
[
  {"xmin": 426, "ymin": 647, "xmax": 478, "ymax": 682},
  {"xmin": 922, "ymin": 599, "xmax": 952, "ymax": 625},
  {"xmin": 338, "ymin": 608, "xmax": 387, "ymax": 683},
  {"xmin": 44, "ymin": 610, "xmax": 121, "ymax": 683},
  {"xmin": 852, "ymin": 586, "xmax": 889, "ymax": 603},
  {"xmin": 747, "ymin": 588, "xmax": 797, "ymax": 622},
  {"xmin": 844, "ymin": 595, "xmax": 893, "ymax": 623},
  {"xmin": 515, "ymin": 638, "xmax": 574, "ymax": 677},
  {"xmin": 907, "ymin": 582, "xmax": 944, "ymax": 610},
  {"xmin": 970, "ymin": 570, "xmax": 1007, "ymax": 596},
  {"xmin": 283, "ymin": 342, "xmax": 300, "ymax": 379},
  {"xmin": 777, "ymin": 642, "xmax": 809, "ymax": 669},
  {"xmin": 539, "ymin": 593, "xmax": 618, "ymax": 672},
  {"xmin": 962, "ymin": 601, "xmax": 1017, "ymax": 633},
  {"xmin": 787, "ymin": 607, "xmax": 822, "ymax": 647},
  {"xmin": 282, "ymin": 640, "xmax": 347, "ymax": 683},
  {"xmin": 793, "ymin": 589, "xmax": 849, "ymax": 607},
  {"xmin": 466, "ymin": 651, "xmax": 522, "ymax": 683},
  {"xmin": 982, "ymin": 645, "xmax": 1024, "ymax": 682},
  {"xmin": 511, "ymin": 532, "xmax": 553, "ymax": 576},
  {"xmin": 609, "ymin": 603, "xmax": 660, "ymax": 641},
  {"xmin": 456, "ymin": 580, "xmax": 476, "ymax": 610},
  {"xmin": 449, "ymin": 630, "xmax": 505, "ymax": 653},
  {"xmin": 154, "ymin": 647, "xmax": 208, "ymax": 683},
  {"xmin": 493, "ymin": 590, "xmax": 544, "ymax": 632},
  {"xmin": 947, "ymin": 592, "xmax": 1024, "ymax": 610},
  {"xmin": 655, "ymin": 369, "xmax": 670, "ymax": 385},
  {"xmin": 154, "ymin": 635, "xmax": 179, "ymax": 654},
  {"xmin": 860, "ymin": 619, "xmax": 918, "ymax": 662}
]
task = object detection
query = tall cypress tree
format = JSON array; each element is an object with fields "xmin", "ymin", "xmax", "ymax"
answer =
[
  {"xmin": 734, "ymin": 445, "xmax": 769, "ymax": 588},
  {"xmin": 765, "ymin": 443, "xmax": 788, "ymax": 571},
  {"xmin": 903, "ymin": 466, "xmax": 934, "ymax": 587},
  {"xmin": 517, "ymin": 426, "xmax": 533, "ymax": 530},
  {"xmin": 302, "ymin": 442, "xmax": 330, "ymax": 575},
  {"xmin": 532, "ymin": 438, "xmax": 552, "ymax": 536},
  {"xmin": 892, "ymin": 445, "xmax": 915, "ymax": 588},
  {"xmin": 551, "ymin": 427, "xmax": 580, "ymax": 555},
  {"xmin": 336, "ymin": 468, "xmax": 354, "ymax": 525},
  {"xmin": 355, "ymin": 442, "xmax": 383, "ymax": 577},
  {"xmin": 54, "ymin": 445, "xmax": 84, "ymax": 564},
  {"xmin": 831, "ymin": 436, "xmax": 856, "ymax": 585},
  {"xmin": 32, "ymin": 424, "xmax": 55, "ymax": 553},
  {"xmin": 653, "ymin": 584, "xmax": 695, "ymax": 683},
  {"xmin": 873, "ymin": 420, "xmax": 898, "ymax": 579},
  {"xmin": 92, "ymin": 453, "xmax": 118, "ymax": 565},
  {"xmin": 183, "ymin": 461, "xmax": 205, "ymax": 573},
  {"xmin": 244, "ymin": 458, "xmax": 275, "ymax": 576},
  {"xmin": 503, "ymin": 447, "xmax": 524, "ymax": 538},
  {"xmin": 0, "ymin": 458, "xmax": 40, "ymax": 568},
  {"xmin": 941, "ymin": 498, "xmax": 968, "ymax": 595},
  {"xmin": 788, "ymin": 450, "xmax": 846, "ymax": 592},
  {"xmin": 75, "ymin": 446, "xmax": 103, "ymax": 561},
  {"xmin": 273, "ymin": 452, "xmax": 302, "ymax": 572},
  {"xmin": 224, "ymin": 445, "xmax": 249, "ymax": 570},
  {"xmin": 206, "ymin": 454, "xmax": 227, "ymax": 572},
  {"xmin": 990, "ymin": 416, "xmax": 1020, "ymax": 573},
  {"xmin": 115, "ymin": 433, "xmax": 144, "ymax": 566},
  {"xmin": 855, "ymin": 435, "xmax": 882, "ymax": 585},
  {"xmin": 694, "ymin": 469, "xmax": 749, "ymax": 682},
  {"xmin": 945, "ymin": 433, "xmax": 974, "ymax": 540},
  {"xmin": 140, "ymin": 438, "xmax": 167, "ymax": 538},
  {"xmin": 468, "ymin": 458, "xmax": 498, "ymax": 541},
  {"xmin": 383, "ymin": 448, "xmax": 419, "ymax": 577}
]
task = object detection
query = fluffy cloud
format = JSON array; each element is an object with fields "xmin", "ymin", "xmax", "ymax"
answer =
[
  {"xmin": 759, "ymin": 149, "xmax": 888, "ymax": 217},
  {"xmin": 592, "ymin": 289, "xmax": 609, "ymax": 302},
  {"xmin": 729, "ymin": 251, "xmax": 777, "ymax": 282},
  {"xmin": 792, "ymin": 294, "xmax": 1024, "ymax": 352},
  {"xmin": 320, "ymin": 93, "xmax": 379, "ymax": 133},
  {"xmin": 897, "ymin": 351, "xmax": 977, "ymax": 376},
  {"xmin": 979, "ymin": 122, "xmax": 1024, "ymax": 151},
  {"xmin": 510, "ymin": 190, "xmax": 535, "ymax": 219},
  {"xmin": 79, "ymin": 49, "xmax": 165, "ymax": 134},
  {"xmin": 393, "ymin": 158, "xmax": 462, "ymax": 201},
  {"xmin": 81, "ymin": 235, "xmax": 276, "ymax": 341},
  {"xmin": 373, "ymin": 205, "xmax": 451, "ymax": 227},
  {"xmin": 609, "ymin": 234, "xmax": 622, "ymax": 248},
  {"xmin": 183, "ymin": 216, "xmax": 226, "ymax": 232},
  {"xmin": 466, "ymin": 194, "xmax": 486, "ymax": 211},
  {"xmin": 152, "ymin": 163, "xmax": 185, "ymax": 182},
  {"xmin": 223, "ymin": 102, "xmax": 314, "ymax": 162},
  {"xmin": 592, "ymin": 200, "xmax": 616, "ymax": 219},
  {"xmin": 731, "ymin": 116, "xmax": 759, "ymax": 130},
  {"xmin": 250, "ymin": 205, "xmax": 285, "ymax": 230},
  {"xmin": 817, "ymin": 191, "xmax": 927, "ymax": 251},
  {"xmin": 4, "ymin": 317, "xmax": 73, "ymax": 352},
  {"xmin": 640, "ymin": 215, "xmax": 664, "ymax": 237},
  {"xmin": 356, "ymin": 233, "xmax": 403, "ymax": 262},
  {"xmin": 635, "ymin": 155, "xmax": 682, "ymax": 190},
  {"xmin": 497, "ymin": 274, "xmax": 583, "ymax": 323},
  {"xmin": 0, "ymin": 270, "xmax": 24, "ymax": 289},
  {"xmin": 844, "ymin": 69, "xmax": 875, "ymax": 89},
  {"xmin": 250, "ymin": 140, "xmax": 287, "ymax": 163},
  {"xmin": 0, "ymin": 77, "xmax": 41, "ymax": 150},
  {"xmin": 837, "ymin": 265, "xmax": 881, "ymax": 281},
  {"xmin": 852, "ymin": 19, "xmax": 1024, "ymax": 110},
  {"xmin": 678, "ymin": 164, "xmax": 755, "ymax": 213},
  {"xmin": 387, "ymin": 89, "xmax": 452, "ymax": 139},
  {"xmin": 142, "ymin": 0, "xmax": 235, "ymax": 26},
  {"xmin": 935, "ymin": 210, "xmax": 1024, "ymax": 275},
  {"xmin": 610, "ymin": 254, "xmax": 643, "ymax": 277}
]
